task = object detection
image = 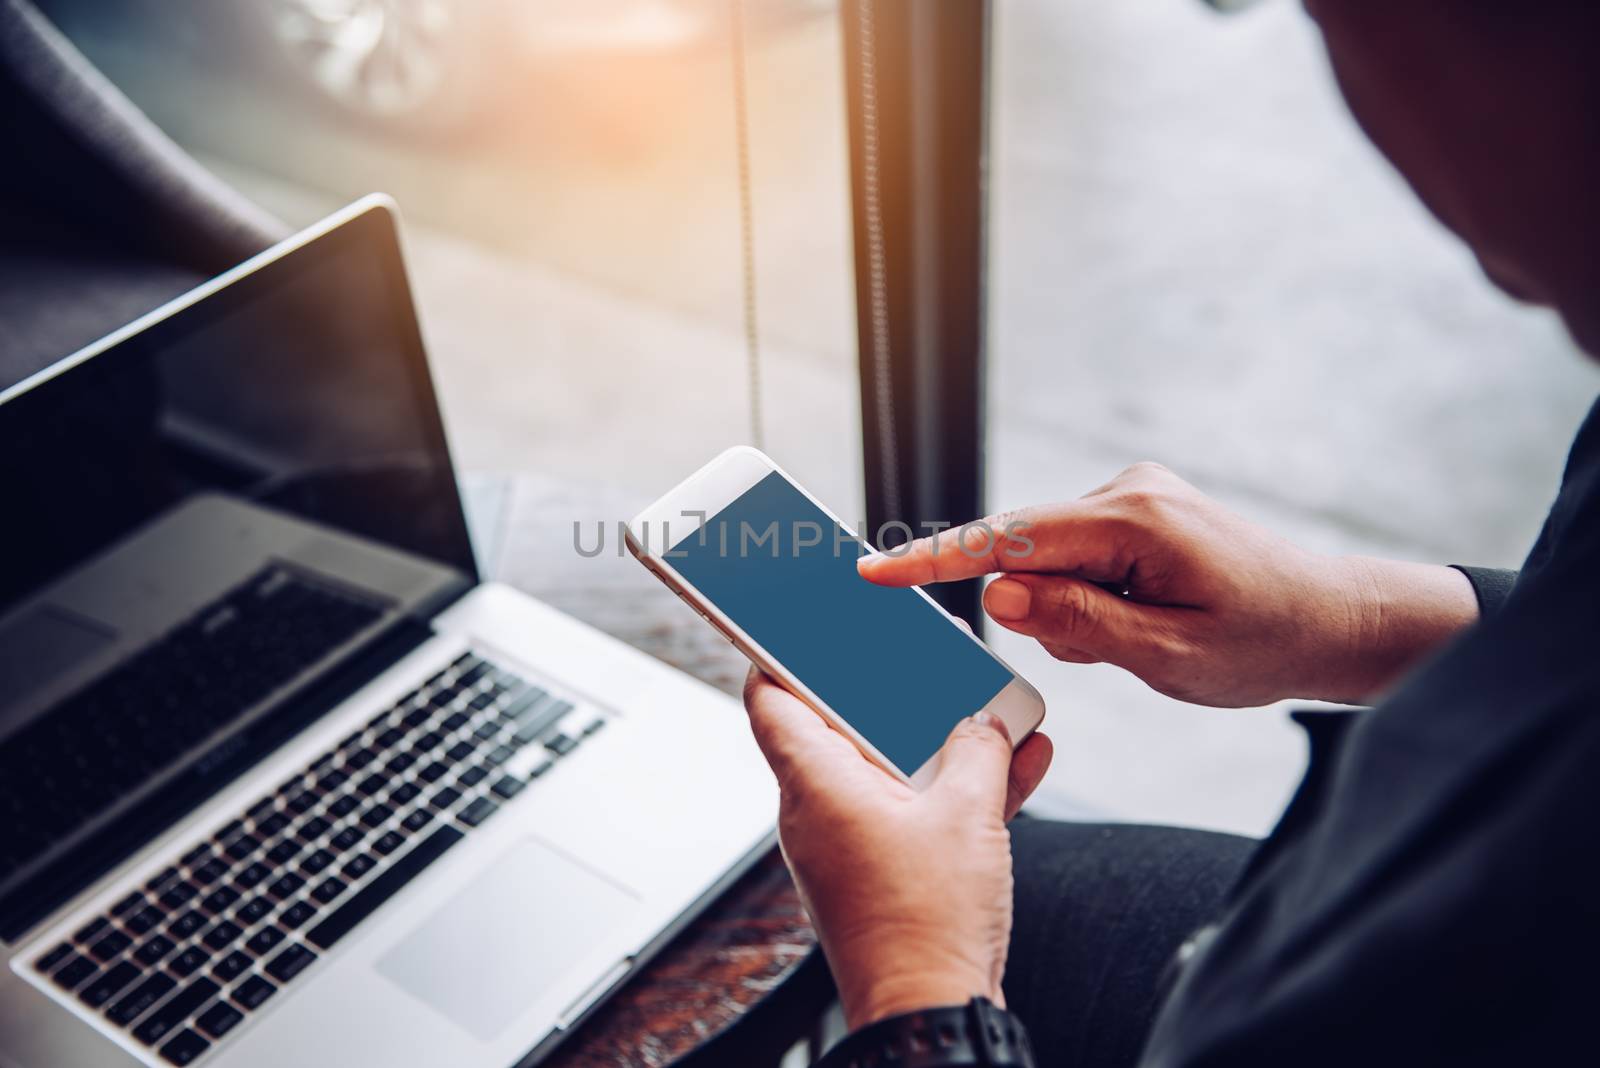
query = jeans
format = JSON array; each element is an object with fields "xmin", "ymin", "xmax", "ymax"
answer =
[{"xmin": 1004, "ymin": 820, "xmax": 1257, "ymax": 1068}]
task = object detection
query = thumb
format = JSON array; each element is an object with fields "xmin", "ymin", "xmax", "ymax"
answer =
[
  {"xmin": 983, "ymin": 573, "xmax": 1158, "ymax": 665},
  {"xmin": 930, "ymin": 711, "xmax": 1014, "ymax": 813}
]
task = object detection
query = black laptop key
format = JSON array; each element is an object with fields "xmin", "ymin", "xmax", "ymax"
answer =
[
  {"xmin": 245, "ymin": 926, "xmax": 287, "ymax": 957},
  {"xmin": 328, "ymin": 794, "xmax": 360, "ymax": 818},
  {"xmin": 457, "ymin": 797, "xmax": 499, "ymax": 828},
  {"xmin": 343, "ymin": 747, "xmax": 377, "ymax": 770},
  {"xmin": 415, "ymin": 730, "xmax": 445, "ymax": 753},
  {"xmin": 246, "ymin": 798, "xmax": 277, "ymax": 824},
  {"xmin": 458, "ymin": 765, "xmax": 489, "ymax": 787},
  {"xmin": 192, "ymin": 858, "xmax": 228, "ymax": 886},
  {"xmin": 545, "ymin": 733, "xmax": 578, "ymax": 757},
  {"xmin": 133, "ymin": 977, "xmax": 218, "ymax": 1046},
  {"xmin": 441, "ymin": 710, "xmax": 471, "ymax": 732},
  {"xmin": 168, "ymin": 945, "xmax": 209, "ymax": 978},
  {"xmin": 356, "ymin": 773, "xmax": 388, "ymax": 797},
  {"xmin": 211, "ymin": 950, "xmax": 252, "ymax": 983},
  {"xmin": 359, "ymin": 804, "xmax": 394, "ymax": 829},
  {"xmin": 428, "ymin": 786, "xmax": 462, "ymax": 811},
  {"xmin": 180, "ymin": 844, "xmax": 212, "ymax": 869},
  {"xmin": 267, "ymin": 874, "xmax": 304, "ymax": 900},
  {"xmin": 473, "ymin": 721, "xmax": 501, "ymax": 741},
  {"xmin": 159, "ymin": 1028, "xmax": 211, "ymax": 1066},
  {"xmin": 390, "ymin": 782, "xmax": 421, "ymax": 806},
  {"xmin": 135, "ymin": 934, "xmax": 177, "ymax": 966},
  {"xmin": 108, "ymin": 972, "xmax": 177, "ymax": 1026},
  {"xmin": 213, "ymin": 819, "xmax": 245, "ymax": 844},
  {"xmin": 88, "ymin": 930, "xmax": 132, "ymax": 961},
  {"xmin": 486, "ymin": 745, "xmax": 515, "ymax": 767},
  {"xmin": 234, "ymin": 863, "xmax": 271, "ymax": 890},
  {"xmin": 112, "ymin": 891, "xmax": 146, "ymax": 918},
  {"xmin": 511, "ymin": 720, "xmax": 548, "ymax": 747},
  {"xmin": 263, "ymin": 841, "xmax": 297, "ymax": 867},
  {"xmin": 256, "ymin": 812, "xmax": 290, "ymax": 838},
  {"xmin": 490, "ymin": 776, "xmax": 525, "ymax": 801},
  {"xmin": 329, "ymin": 827, "xmax": 363, "ymax": 853},
  {"xmin": 232, "ymin": 974, "xmax": 277, "ymax": 1010},
  {"xmin": 401, "ymin": 809, "xmax": 433, "ymax": 833},
  {"xmin": 159, "ymin": 881, "xmax": 199, "ymax": 910},
  {"xmin": 236, "ymin": 896, "xmax": 272, "ymax": 924},
  {"xmin": 376, "ymin": 728, "xmax": 404, "ymax": 750},
  {"xmin": 307, "ymin": 825, "xmax": 463, "ymax": 950},
  {"xmin": 278, "ymin": 900, "xmax": 315, "ymax": 929},
  {"xmin": 446, "ymin": 741, "xmax": 475, "ymax": 763},
  {"xmin": 402, "ymin": 706, "xmax": 431, "ymax": 729},
  {"xmin": 286, "ymin": 791, "xmax": 316, "ymax": 814},
  {"xmin": 75, "ymin": 916, "xmax": 110, "ymax": 943},
  {"xmin": 126, "ymin": 905, "xmax": 163, "ymax": 935},
  {"xmin": 225, "ymin": 835, "xmax": 261, "ymax": 862},
  {"xmin": 503, "ymin": 687, "xmax": 548, "ymax": 720},
  {"xmin": 311, "ymin": 877, "xmax": 347, "ymax": 904},
  {"xmin": 51, "ymin": 954, "xmax": 98, "ymax": 991},
  {"xmin": 418, "ymin": 761, "xmax": 450, "ymax": 783},
  {"xmin": 201, "ymin": 886, "xmax": 241, "ymax": 914},
  {"xmin": 78, "ymin": 960, "xmax": 140, "ymax": 1008},
  {"xmin": 265, "ymin": 943, "xmax": 318, "ymax": 983},
  {"xmin": 147, "ymin": 866, "xmax": 181, "ymax": 892},
  {"xmin": 203, "ymin": 921, "xmax": 244, "ymax": 951},
  {"xmin": 168, "ymin": 910, "xmax": 205, "ymax": 939},
  {"xmin": 385, "ymin": 752, "xmax": 417, "ymax": 774},
  {"xmin": 372, "ymin": 831, "xmax": 404, "ymax": 855},
  {"xmin": 300, "ymin": 849, "xmax": 335, "ymax": 875},
  {"xmin": 317, "ymin": 768, "xmax": 348, "ymax": 792},
  {"xmin": 457, "ymin": 659, "xmax": 491, "ymax": 685},
  {"xmin": 196, "ymin": 1000, "xmax": 244, "ymax": 1039},
  {"xmin": 36, "ymin": 941, "xmax": 72, "ymax": 972},
  {"xmin": 297, "ymin": 815, "xmax": 332, "ymax": 841},
  {"xmin": 342, "ymin": 851, "xmax": 376, "ymax": 877},
  {"xmin": 467, "ymin": 691, "xmax": 495, "ymax": 711}
]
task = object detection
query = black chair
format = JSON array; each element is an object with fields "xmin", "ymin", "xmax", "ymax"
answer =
[{"xmin": 0, "ymin": 0, "xmax": 288, "ymax": 388}]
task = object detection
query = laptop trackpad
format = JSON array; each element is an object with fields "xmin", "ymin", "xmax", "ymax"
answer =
[{"xmin": 376, "ymin": 837, "xmax": 638, "ymax": 1041}]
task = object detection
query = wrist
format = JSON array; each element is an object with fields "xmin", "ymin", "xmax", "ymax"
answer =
[
  {"xmin": 842, "ymin": 964, "xmax": 1001, "ymax": 1031},
  {"xmin": 1320, "ymin": 555, "xmax": 1479, "ymax": 702}
]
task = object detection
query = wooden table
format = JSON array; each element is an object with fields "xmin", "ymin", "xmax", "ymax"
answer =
[{"xmin": 466, "ymin": 475, "xmax": 833, "ymax": 1067}]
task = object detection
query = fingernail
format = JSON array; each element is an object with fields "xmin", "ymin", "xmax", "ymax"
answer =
[
  {"xmin": 985, "ymin": 578, "xmax": 1030, "ymax": 620},
  {"xmin": 973, "ymin": 710, "xmax": 1011, "ymax": 741}
]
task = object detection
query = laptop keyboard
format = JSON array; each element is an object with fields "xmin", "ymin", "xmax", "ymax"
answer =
[
  {"xmin": 0, "ymin": 565, "xmax": 385, "ymax": 887},
  {"xmin": 29, "ymin": 651, "xmax": 605, "ymax": 1066}
]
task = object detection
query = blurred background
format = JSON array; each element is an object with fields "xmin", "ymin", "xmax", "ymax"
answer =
[{"xmin": 38, "ymin": 0, "xmax": 1599, "ymax": 836}]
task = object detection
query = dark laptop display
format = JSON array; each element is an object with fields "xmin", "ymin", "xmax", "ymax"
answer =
[{"xmin": 0, "ymin": 209, "xmax": 476, "ymax": 937}]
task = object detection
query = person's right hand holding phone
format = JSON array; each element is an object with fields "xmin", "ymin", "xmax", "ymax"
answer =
[{"xmin": 859, "ymin": 462, "xmax": 1480, "ymax": 708}]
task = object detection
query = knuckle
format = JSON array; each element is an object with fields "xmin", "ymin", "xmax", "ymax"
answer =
[
  {"xmin": 1114, "ymin": 486, "xmax": 1164, "ymax": 515},
  {"xmin": 1042, "ymin": 580, "xmax": 1098, "ymax": 635}
]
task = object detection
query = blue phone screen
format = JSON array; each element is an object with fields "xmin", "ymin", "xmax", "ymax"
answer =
[{"xmin": 666, "ymin": 471, "xmax": 1012, "ymax": 775}]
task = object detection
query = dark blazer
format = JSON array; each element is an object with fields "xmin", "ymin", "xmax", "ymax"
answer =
[{"xmin": 1142, "ymin": 396, "xmax": 1600, "ymax": 1065}]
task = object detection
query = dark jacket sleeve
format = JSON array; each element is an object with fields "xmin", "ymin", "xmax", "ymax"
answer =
[{"xmin": 1448, "ymin": 565, "xmax": 1517, "ymax": 617}]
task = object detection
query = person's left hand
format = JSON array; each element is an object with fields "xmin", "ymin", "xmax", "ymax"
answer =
[{"xmin": 742, "ymin": 669, "xmax": 1054, "ymax": 1031}]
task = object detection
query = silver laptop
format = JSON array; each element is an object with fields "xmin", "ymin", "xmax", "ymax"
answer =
[{"xmin": 0, "ymin": 196, "xmax": 778, "ymax": 1068}]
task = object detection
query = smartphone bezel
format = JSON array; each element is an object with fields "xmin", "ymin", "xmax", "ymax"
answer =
[{"xmin": 625, "ymin": 446, "xmax": 1046, "ymax": 789}]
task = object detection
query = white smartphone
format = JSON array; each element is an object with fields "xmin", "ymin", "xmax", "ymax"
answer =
[{"xmin": 626, "ymin": 446, "xmax": 1046, "ymax": 788}]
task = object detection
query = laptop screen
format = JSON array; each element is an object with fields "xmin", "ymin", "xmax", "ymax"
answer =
[{"xmin": 0, "ymin": 203, "xmax": 476, "ymax": 936}]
